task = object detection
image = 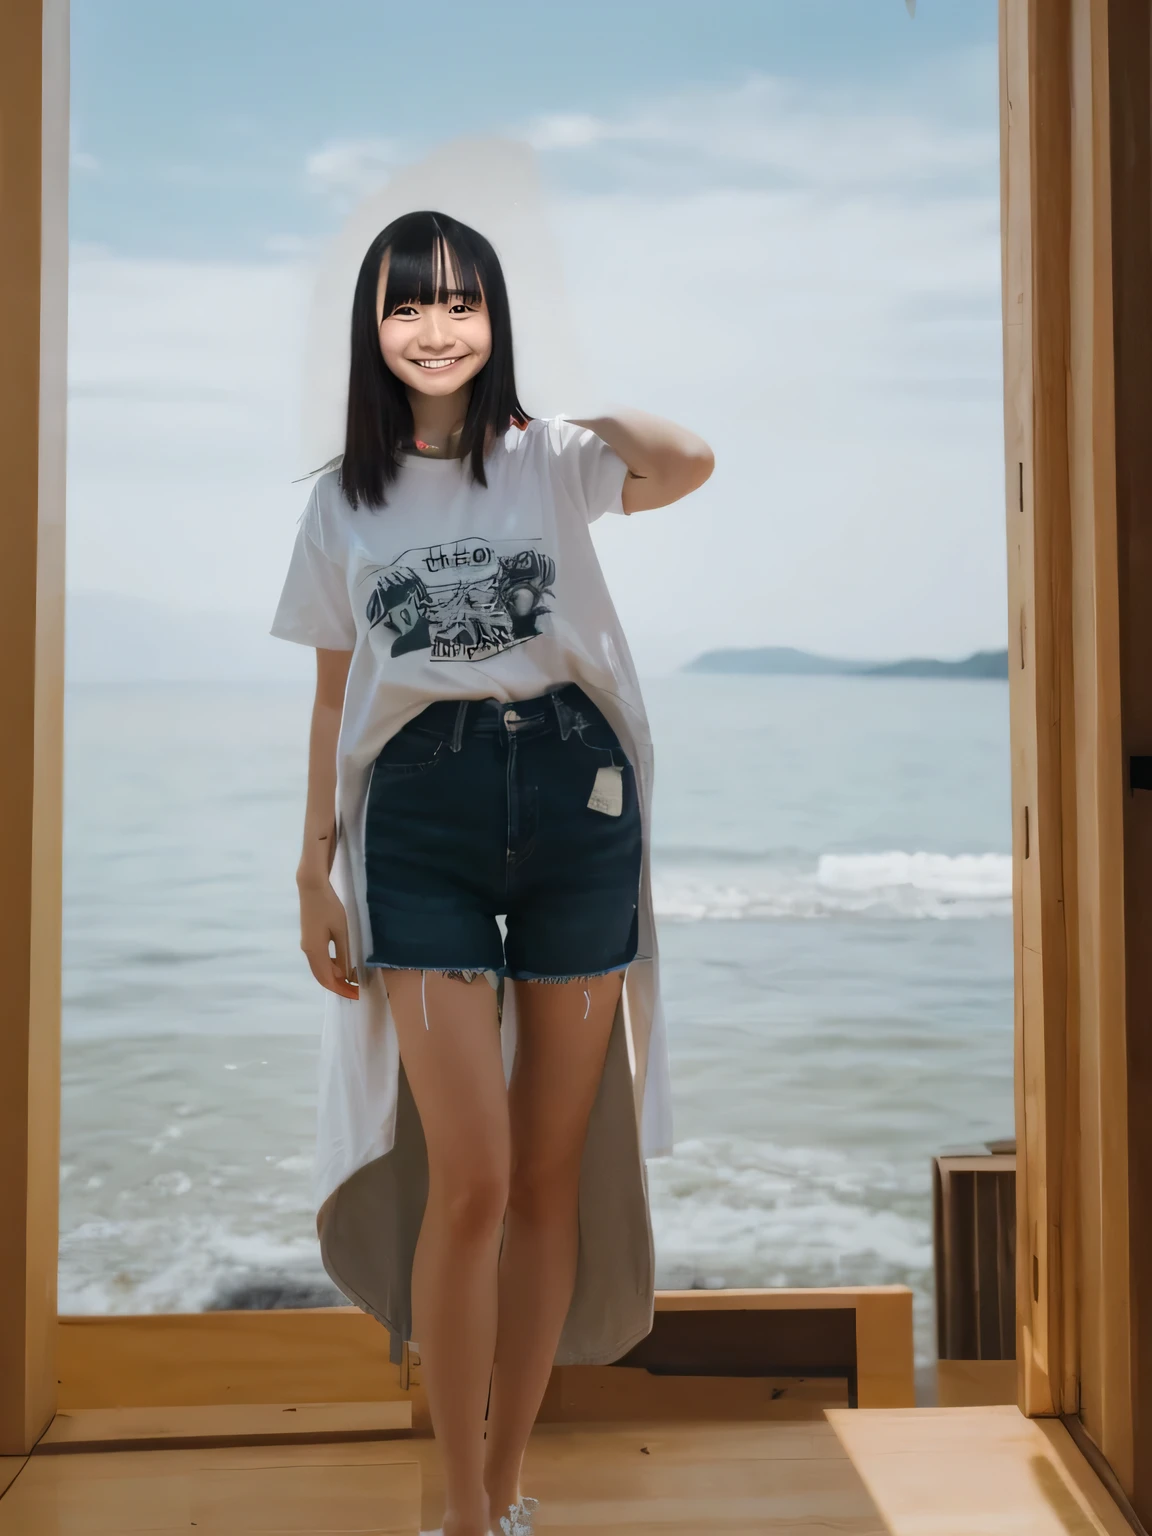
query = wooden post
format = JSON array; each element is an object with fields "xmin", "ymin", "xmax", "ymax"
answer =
[
  {"xmin": 1066, "ymin": 0, "xmax": 1131, "ymax": 1487},
  {"xmin": 1002, "ymin": 0, "xmax": 1139, "ymax": 1502},
  {"xmin": 0, "ymin": 0, "xmax": 69, "ymax": 1457},
  {"xmin": 1107, "ymin": 0, "xmax": 1152, "ymax": 1517},
  {"xmin": 1000, "ymin": 0, "xmax": 1076, "ymax": 1425}
]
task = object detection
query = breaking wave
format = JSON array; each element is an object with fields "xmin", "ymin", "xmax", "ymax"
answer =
[{"xmin": 652, "ymin": 851, "xmax": 1011, "ymax": 921}]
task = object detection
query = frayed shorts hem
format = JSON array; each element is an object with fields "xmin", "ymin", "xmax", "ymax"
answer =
[
  {"xmin": 508, "ymin": 959, "xmax": 634, "ymax": 984},
  {"xmin": 365, "ymin": 960, "xmax": 501, "ymax": 988},
  {"xmin": 363, "ymin": 958, "xmax": 635, "ymax": 986}
]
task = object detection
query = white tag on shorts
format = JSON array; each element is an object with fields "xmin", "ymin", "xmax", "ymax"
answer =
[{"xmin": 588, "ymin": 764, "xmax": 623, "ymax": 816}]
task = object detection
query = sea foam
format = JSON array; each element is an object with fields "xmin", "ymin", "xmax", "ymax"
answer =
[
  {"xmin": 653, "ymin": 851, "xmax": 1012, "ymax": 921},
  {"xmin": 57, "ymin": 1136, "xmax": 934, "ymax": 1322}
]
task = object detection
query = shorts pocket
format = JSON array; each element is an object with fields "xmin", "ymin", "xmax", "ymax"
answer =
[
  {"xmin": 569, "ymin": 712, "xmax": 626, "ymax": 769},
  {"xmin": 375, "ymin": 727, "xmax": 446, "ymax": 776}
]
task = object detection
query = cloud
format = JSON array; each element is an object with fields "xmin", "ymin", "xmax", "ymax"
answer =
[
  {"xmin": 305, "ymin": 137, "xmax": 404, "ymax": 201},
  {"xmin": 525, "ymin": 113, "xmax": 604, "ymax": 151},
  {"xmin": 65, "ymin": 65, "xmax": 1005, "ymax": 672},
  {"xmin": 524, "ymin": 70, "xmax": 997, "ymax": 195},
  {"xmin": 69, "ymin": 241, "xmax": 115, "ymax": 261},
  {"xmin": 546, "ymin": 181, "xmax": 1003, "ymax": 670},
  {"xmin": 514, "ymin": 69, "xmax": 1003, "ymax": 667},
  {"xmin": 66, "ymin": 255, "xmax": 313, "ymax": 618},
  {"xmin": 265, "ymin": 233, "xmax": 316, "ymax": 258},
  {"xmin": 71, "ymin": 150, "xmax": 102, "ymax": 173}
]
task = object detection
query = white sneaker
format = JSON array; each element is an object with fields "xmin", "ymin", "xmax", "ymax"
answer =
[{"xmin": 497, "ymin": 1496, "xmax": 539, "ymax": 1536}]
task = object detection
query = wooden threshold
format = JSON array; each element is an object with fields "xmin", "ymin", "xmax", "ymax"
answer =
[
  {"xmin": 33, "ymin": 1400, "xmax": 412, "ymax": 1455},
  {"xmin": 57, "ymin": 1286, "xmax": 914, "ymax": 1417}
]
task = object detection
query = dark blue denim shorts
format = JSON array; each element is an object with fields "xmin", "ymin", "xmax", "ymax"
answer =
[{"xmin": 364, "ymin": 683, "xmax": 642, "ymax": 982}]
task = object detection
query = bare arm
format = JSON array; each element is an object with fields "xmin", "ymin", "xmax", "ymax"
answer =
[
  {"xmin": 296, "ymin": 646, "xmax": 358, "ymax": 1000},
  {"xmin": 568, "ymin": 407, "xmax": 714, "ymax": 513}
]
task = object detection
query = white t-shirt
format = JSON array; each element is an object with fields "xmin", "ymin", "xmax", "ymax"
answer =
[
  {"xmin": 272, "ymin": 415, "xmax": 633, "ymax": 714},
  {"xmin": 269, "ymin": 414, "xmax": 673, "ymax": 1369}
]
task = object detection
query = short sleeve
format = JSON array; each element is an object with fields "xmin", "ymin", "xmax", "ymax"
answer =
[
  {"xmin": 545, "ymin": 417, "xmax": 630, "ymax": 524},
  {"xmin": 270, "ymin": 485, "xmax": 357, "ymax": 650}
]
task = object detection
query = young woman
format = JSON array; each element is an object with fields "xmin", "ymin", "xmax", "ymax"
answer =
[{"xmin": 271, "ymin": 210, "xmax": 713, "ymax": 1536}]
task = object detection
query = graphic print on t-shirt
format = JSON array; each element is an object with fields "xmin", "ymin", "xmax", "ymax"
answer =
[{"xmin": 361, "ymin": 536, "xmax": 556, "ymax": 662}]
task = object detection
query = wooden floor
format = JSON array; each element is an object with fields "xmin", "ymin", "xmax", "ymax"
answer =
[{"xmin": 0, "ymin": 1405, "xmax": 1132, "ymax": 1535}]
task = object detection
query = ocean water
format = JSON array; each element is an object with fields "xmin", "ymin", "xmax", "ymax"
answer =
[{"xmin": 60, "ymin": 673, "xmax": 1013, "ymax": 1364}]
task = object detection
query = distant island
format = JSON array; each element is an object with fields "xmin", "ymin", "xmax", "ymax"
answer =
[{"xmin": 684, "ymin": 646, "xmax": 1009, "ymax": 680}]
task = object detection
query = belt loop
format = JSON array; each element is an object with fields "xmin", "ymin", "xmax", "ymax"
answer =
[
  {"xmin": 450, "ymin": 700, "xmax": 468, "ymax": 752},
  {"xmin": 552, "ymin": 691, "xmax": 574, "ymax": 742}
]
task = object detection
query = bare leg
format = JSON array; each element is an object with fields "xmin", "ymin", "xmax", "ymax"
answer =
[
  {"xmin": 384, "ymin": 970, "xmax": 508, "ymax": 1536},
  {"xmin": 483, "ymin": 971, "xmax": 623, "ymax": 1523}
]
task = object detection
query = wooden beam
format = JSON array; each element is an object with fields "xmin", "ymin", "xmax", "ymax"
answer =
[
  {"xmin": 1066, "ymin": 0, "xmax": 1131, "ymax": 1489},
  {"xmin": 1003, "ymin": 0, "xmax": 1140, "ymax": 1497},
  {"xmin": 1107, "ymin": 0, "xmax": 1152, "ymax": 1521},
  {"xmin": 649, "ymin": 1286, "xmax": 909, "ymax": 1312},
  {"xmin": 56, "ymin": 1311, "xmax": 416, "ymax": 1414},
  {"xmin": 1001, "ymin": 0, "xmax": 1075, "ymax": 1422},
  {"xmin": 0, "ymin": 0, "xmax": 69, "ymax": 1459},
  {"xmin": 853, "ymin": 1289, "xmax": 916, "ymax": 1408},
  {"xmin": 56, "ymin": 1290, "xmax": 915, "ymax": 1417}
]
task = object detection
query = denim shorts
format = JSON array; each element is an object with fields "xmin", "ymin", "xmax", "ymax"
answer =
[{"xmin": 364, "ymin": 683, "xmax": 642, "ymax": 982}]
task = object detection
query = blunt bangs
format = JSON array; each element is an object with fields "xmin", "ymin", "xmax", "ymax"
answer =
[
  {"xmin": 336, "ymin": 209, "xmax": 530, "ymax": 511},
  {"xmin": 381, "ymin": 221, "xmax": 484, "ymax": 315}
]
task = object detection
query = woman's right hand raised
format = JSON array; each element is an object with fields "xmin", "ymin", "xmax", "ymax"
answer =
[{"xmin": 297, "ymin": 876, "xmax": 360, "ymax": 1000}]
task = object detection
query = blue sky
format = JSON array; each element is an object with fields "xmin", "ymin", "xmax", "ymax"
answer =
[
  {"xmin": 67, "ymin": 0, "xmax": 1005, "ymax": 675},
  {"xmin": 71, "ymin": 0, "xmax": 996, "ymax": 257}
]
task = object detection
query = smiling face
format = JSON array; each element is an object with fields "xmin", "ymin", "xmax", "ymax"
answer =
[{"xmin": 376, "ymin": 247, "xmax": 492, "ymax": 398}]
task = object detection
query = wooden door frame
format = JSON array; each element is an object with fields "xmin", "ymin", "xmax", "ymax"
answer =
[
  {"xmin": 1107, "ymin": 0, "xmax": 1152, "ymax": 1522},
  {"xmin": 4, "ymin": 0, "xmax": 1142, "ymax": 1484},
  {"xmin": 0, "ymin": 0, "xmax": 69, "ymax": 1461},
  {"xmin": 1001, "ymin": 0, "xmax": 1148, "ymax": 1511}
]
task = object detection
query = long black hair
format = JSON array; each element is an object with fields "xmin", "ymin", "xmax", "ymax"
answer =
[{"xmin": 338, "ymin": 210, "xmax": 529, "ymax": 509}]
